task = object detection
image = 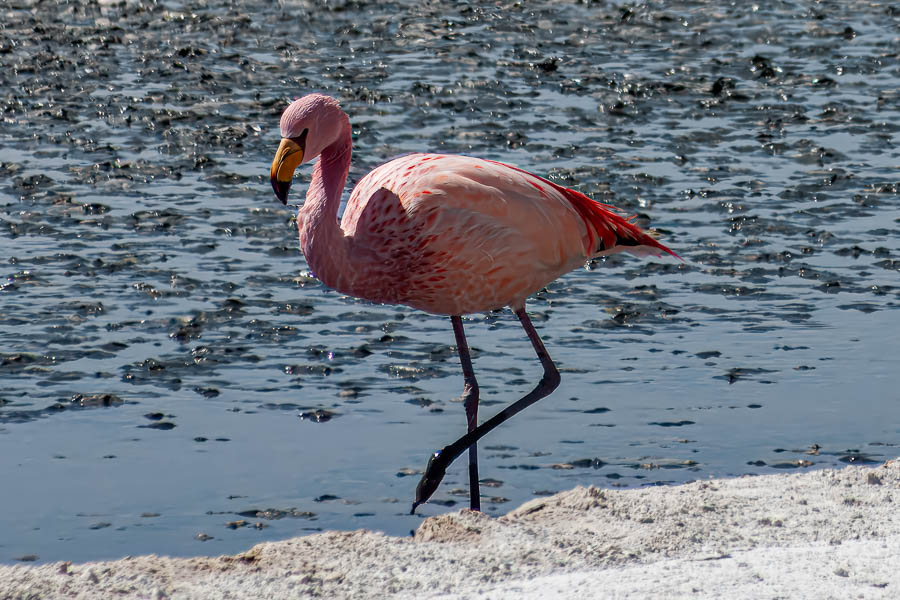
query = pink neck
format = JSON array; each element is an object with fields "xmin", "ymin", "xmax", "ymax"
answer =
[{"xmin": 298, "ymin": 121, "xmax": 354, "ymax": 292}]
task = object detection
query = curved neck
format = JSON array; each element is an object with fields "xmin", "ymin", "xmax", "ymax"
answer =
[{"xmin": 297, "ymin": 119, "xmax": 354, "ymax": 291}]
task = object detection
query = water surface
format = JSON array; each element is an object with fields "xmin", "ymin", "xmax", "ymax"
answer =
[{"xmin": 1, "ymin": 0, "xmax": 898, "ymax": 563}]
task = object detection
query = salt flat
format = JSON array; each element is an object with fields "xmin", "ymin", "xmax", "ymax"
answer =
[{"xmin": 3, "ymin": 459, "xmax": 897, "ymax": 599}]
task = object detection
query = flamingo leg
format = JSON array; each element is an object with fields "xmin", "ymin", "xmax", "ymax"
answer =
[
  {"xmin": 412, "ymin": 306, "xmax": 560, "ymax": 513},
  {"xmin": 451, "ymin": 315, "xmax": 481, "ymax": 511}
]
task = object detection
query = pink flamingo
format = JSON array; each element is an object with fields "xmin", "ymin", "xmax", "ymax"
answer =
[{"xmin": 270, "ymin": 94, "xmax": 677, "ymax": 514}]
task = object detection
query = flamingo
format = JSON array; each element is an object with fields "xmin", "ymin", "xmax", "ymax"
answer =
[{"xmin": 269, "ymin": 93, "xmax": 677, "ymax": 514}]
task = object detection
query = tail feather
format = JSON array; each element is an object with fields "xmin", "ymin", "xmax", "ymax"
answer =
[
  {"xmin": 485, "ymin": 159, "xmax": 680, "ymax": 260},
  {"xmin": 562, "ymin": 188, "xmax": 680, "ymax": 260}
]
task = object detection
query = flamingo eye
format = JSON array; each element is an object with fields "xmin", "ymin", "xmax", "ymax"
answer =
[{"xmin": 289, "ymin": 128, "xmax": 308, "ymax": 149}]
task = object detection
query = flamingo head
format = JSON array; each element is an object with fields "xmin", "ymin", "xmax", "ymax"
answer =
[{"xmin": 270, "ymin": 93, "xmax": 347, "ymax": 204}]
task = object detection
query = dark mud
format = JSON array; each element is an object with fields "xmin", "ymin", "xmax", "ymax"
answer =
[{"xmin": 1, "ymin": 0, "xmax": 898, "ymax": 563}]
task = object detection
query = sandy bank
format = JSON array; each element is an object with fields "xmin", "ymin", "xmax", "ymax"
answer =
[{"xmin": 3, "ymin": 460, "xmax": 898, "ymax": 599}]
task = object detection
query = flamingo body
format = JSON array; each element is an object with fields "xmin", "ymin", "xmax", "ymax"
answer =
[{"xmin": 330, "ymin": 153, "xmax": 674, "ymax": 315}]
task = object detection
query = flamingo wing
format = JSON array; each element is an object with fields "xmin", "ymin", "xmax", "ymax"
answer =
[{"xmin": 339, "ymin": 154, "xmax": 672, "ymax": 315}]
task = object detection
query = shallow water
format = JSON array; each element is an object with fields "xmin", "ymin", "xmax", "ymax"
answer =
[{"xmin": 1, "ymin": 0, "xmax": 898, "ymax": 564}]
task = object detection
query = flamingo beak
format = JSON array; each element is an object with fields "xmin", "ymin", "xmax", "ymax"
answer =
[{"xmin": 270, "ymin": 131, "xmax": 307, "ymax": 204}]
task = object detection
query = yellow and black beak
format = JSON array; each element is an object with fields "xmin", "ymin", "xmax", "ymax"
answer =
[{"xmin": 270, "ymin": 129, "xmax": 308, "ymax": 204}]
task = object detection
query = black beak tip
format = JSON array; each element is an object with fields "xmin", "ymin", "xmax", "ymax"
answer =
[{"xmin": 272, "ymin": 179, "xmax": 291, "ymax": 205}]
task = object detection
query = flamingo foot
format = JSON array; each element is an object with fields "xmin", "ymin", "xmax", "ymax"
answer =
[{"xmin": 410, "ymin": 450, "xmax": 451, "ymax": 514}]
